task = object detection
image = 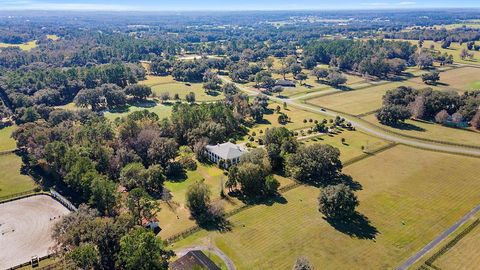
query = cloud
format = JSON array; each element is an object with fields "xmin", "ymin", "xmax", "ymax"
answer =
[{"xmin": 397, "ymin": 1, "xmax": 416, "ymax": 5}]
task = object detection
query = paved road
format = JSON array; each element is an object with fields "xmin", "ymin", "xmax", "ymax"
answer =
[
  {"xmin": 396, "ymin": 204, "xmax": 480, "ymax": 270},
  {"xmin": 222, "ymin": 77, "xmax": 480, "ymax": 157},
  {"xmin": 176, "ymin": 245, "xmax": 236, "ymax": 270}
]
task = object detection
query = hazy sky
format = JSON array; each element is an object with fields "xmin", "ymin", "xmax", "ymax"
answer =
[{"xmin": 1, "ymin": 0, "xmax": 480, "ymax": 11}]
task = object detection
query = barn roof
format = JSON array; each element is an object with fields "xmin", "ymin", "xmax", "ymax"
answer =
[{"xmin": 169, "ymin": 250, "xmax": 220, "ymax": 270}]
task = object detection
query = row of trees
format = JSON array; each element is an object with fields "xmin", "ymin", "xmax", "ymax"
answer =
[
  {"xmin": 376, "ymin": 86, "xmax": 480, "ymax": 128},
  {"xmin": 305, "ymin": 39, "xmax": 417, "ymax": 78},
  {"xmin": 0, "ymin": 63, "xmax": 146, "ymax": 111}
]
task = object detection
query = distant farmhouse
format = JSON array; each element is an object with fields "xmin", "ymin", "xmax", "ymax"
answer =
[
  {"xmin": 275, "ymin": 79, "xmax": 296, "ymax": 87},
  {"xmin": 170, "ymin": 250, "xmax": 220, "ymax": 270},
  {"xmin": 205, "ymin": 142, "xmax": 247, "ymax": 168}
]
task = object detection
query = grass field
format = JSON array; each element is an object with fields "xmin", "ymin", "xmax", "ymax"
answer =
[
  {"xmin": 139, "ymin": 75, "xmax": 176, "ymax": 86},
  {"xmin": 171, "ymin": 145, "xmax": 480, "ymax": 270},
  {"xmin": 271, "ymin": 70, "xmax": 367, "ymax": 98},
  {"xmin": 46, "ymin": 34, "xmax": 60, "ymax": 41},
  {"xmin": 432, "ymin": 220, "xmax": 480, "ymax": 269},
  {"xmin": 306, "ymin": 81, "xmax": 420, "ymax": 116},
  {"xmin": 158, "ymin": 161, "xmax": 295, "ymax": 239},
  {"xmin": 151, "ymin": 82, "xmax": 225, "ymax": 102},
  {"xmin": 362, "ymin": 114, "xmax": 480, "ymax": 147},
  {"xmin": 0, "ymin": 125, "xmax": 17, "ymax": 152},
  {"xmin": 0, "ymin": 40, "xmax": 37, "ymax": 51},
  {"xmin": 103, "ymin": 102, "xmax": 173, "ymax": 121},
  {"xmin": 0, "ymin": 154, "xmax": 37, "ymax": 198},
  {"xmin": 243, "ymin": 102, "xmax": 333, "ymax": 143},
  {"xmin": 409, "ymin": 66, "xmax": 480, "ymax": 92},
  {"xmin": 203, "ymin": 250, "xmax": 228, "ymax": 270},
  {"xmin": 302, "ymin": 129, "xmax": 392, "ymax": 162},
  {"xmin": 403, "ymin": 40, "xmax": 480, "ymax": 65}
]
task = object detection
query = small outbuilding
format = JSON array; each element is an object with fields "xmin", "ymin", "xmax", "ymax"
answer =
[
  {"xmin": 275, "ymin": 79, "xmax": 296, "ymax": 87},
  {"xmin": 170, "ymin": 250, "xmax": 220, "ymax": 270},
  {"xmin": 205, "ymin": 142, "xmax": 247, "ymax": 168}
]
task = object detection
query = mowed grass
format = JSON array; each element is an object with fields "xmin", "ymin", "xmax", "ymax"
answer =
[
  {"xmin": 158, "ymin": 162, "xmax": 295, "ymax": 239},
  {"xmin": 362, "ymin": 114, "xmax": 480, "ymax": 147},
  {"xmin": 410, "ymin": 66, "xmax": 480, "ymax": 92},
  {"xmin": 0, "ymin": 154, "xmax": 37, "ymax": 198},
  {"xmin": 151, "ymin": 82, "xmax": 225, "ymax": 102},
  {"xmin": 171, "ymin": 146, "xmax": 480, "ymax": 270},
  {"xmin": 0, "ymin": 40, "xmax": 37, "ymax": 51},
  {"xmin": 243, "ymin": 102, "xmax": 333, "ymax": 143},
  {"xmin": 302, "ymin": 129, "xmax": 392, "ymax": 162},
  {"xmin": 139, "ymin": 75, "xmax": 176, "ymax": 87},
  {"xmin": 403, "ymin": 40, "xmax": 480, "ymax": 65},
  {"xmin": 0, "ymin": 125, "xmax": 17, "ymax": 152},
  {"xmin": 271, "ymin": 71, "xmax": 366, "ymax": 98},
  {"xmin": 103, "ymin": 102, "xmax": 173, "ymax": 121},
  {"xmin": 433, "ymin": 220, "xmax": 480, "ymax": 269},
  {"xmin": 306, "ymin": 81, "xmax": 420, "ymax": 116}
]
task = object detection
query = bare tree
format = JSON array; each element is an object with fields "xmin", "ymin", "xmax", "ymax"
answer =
[{"xmin": 408, "ymin": 95, "xmax": 426, "ymax": 119}]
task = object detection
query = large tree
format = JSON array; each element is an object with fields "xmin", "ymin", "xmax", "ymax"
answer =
[
  {"xmin": 376, "ymin": 105, "xmax": 411, "ymax": 125},
  {"xmin": 287, "ymin": 144, "xmax": 342, "ymax": 184},
  {"xmin": 318, "ymin": 184, "xmax": 359, "ymax": 219},
  {"xmin": 117, "ymin": 227, "xmax": 173, "ymax": 270},
  {"xmin": 126, "ymin": 188, "xmax": 159, "ymax": 225}
]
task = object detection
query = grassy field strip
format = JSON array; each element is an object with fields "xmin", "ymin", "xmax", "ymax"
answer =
[
  {"xmin": 0, "ymin": 153, "xmax": 38, "ymax": 198},
  {"xmin": 362, "ymin": 114, "xmax": 480, "ymax": 149},
  {"xmin": 298, "ymin": 98, "xmax": 480, "ymax": 151},
  {"xmin": 171, "ymin": 145, "xmax": 480, "ymax": 269},
  {"xmin": 412, "ymin": 217, "xmax": 480, "ymax": 270},
  {"xmin": 0, "ymin": 125, "xmax": 18, "ymax": 152}
]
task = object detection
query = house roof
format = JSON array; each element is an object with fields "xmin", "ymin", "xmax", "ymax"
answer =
[
  {"xmin": 170, "ymin": 250, "xmax": 220, "ymax": 270},
  {"xmin": 205, "ymin": 142, "xmax": 247, "ymax": 160}
]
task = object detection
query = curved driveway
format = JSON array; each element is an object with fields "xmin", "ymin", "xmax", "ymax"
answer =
[{"xmin": 223, "ymin": 77, "xmax": 480, "ymax": 157}]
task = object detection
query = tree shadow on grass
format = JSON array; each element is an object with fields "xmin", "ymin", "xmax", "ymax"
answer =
[
  {"xmin": 198, "ymin": 217, "xmax": 232, "ymax": 233},
  {"xmin": 128, "ymin": 99, "xmax": 157, "ymax": 108},
  {"xmin": 324, "ymin": 212, "xmax": 379, "ymax": 240},
  {"xmin": 305, "ymin": 174, "xmax": 363, "ymax": 191},
  {"xmin": 228, "ymin": 191, "xmax": 288, "ymax": 206},
  {"xmin": 389, "ymin": 122, "xmax": 426, "ymax": 132}
]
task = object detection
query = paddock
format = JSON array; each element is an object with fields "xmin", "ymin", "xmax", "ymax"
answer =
[{"xmin": 0, "ymin": 195, "xmax": 70, "ymax": 269}]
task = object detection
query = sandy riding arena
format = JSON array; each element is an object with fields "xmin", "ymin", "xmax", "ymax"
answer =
[{"xmin": 0, "ymin": 195, "xmax": 70, "ymax": 269}]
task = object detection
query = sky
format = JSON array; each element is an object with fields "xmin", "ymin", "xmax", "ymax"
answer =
[{"xmin": 1, "ymin": 0, "xmax": 480, "ymax": 11}]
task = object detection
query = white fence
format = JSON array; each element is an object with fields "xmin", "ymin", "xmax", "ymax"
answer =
[{"xmin": 50, "ymin": 189, "xmax": 77, "ymax": 212}]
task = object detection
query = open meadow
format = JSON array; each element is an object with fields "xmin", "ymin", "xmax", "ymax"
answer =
[
  {"xmin": 403, "ymin": 39, "xmax": 480, "ymax": 65},
  {"xmin": 151, "ymin": 82, "xmax": 225, "ymax": 102},
  {"xmin": 0, "ymin": 125, "xmax": 17, "ymax": 152},
  {"xmin": 158, "ymin": 161, "xmax": 295, "ymax": 239},
  {"xmin": 409, "ymin": 66, "xmax": 480, "ymax": 92},
  {"xmin": 0, "ymin": 154, "xmax": 37, "ymax": 198},
  {"xmin": 412, "ymin": 211, "xmax": 480, "ymax": 270},
  {"xmin": 103, "ymin": 102, "xmax": 173, "ymax": 121},
  {"xmin": 171, "ymin": 145, "xmax": 480, "ymax": 270},
  {"xmin": 0, "ymin": 40, "xmax": 37, "ymax": 51},
  {"xmin": 302, "ymin": 129, "xmax": 392, "ymax": 162},
  {"xmin": 242, "ymin": 102, "xmax": 334, "ymax": 144},
  {"xmin": 305, "ymin": 81, "xmax": 421, "ymax": 116},
  {"xmin": 362, "ymin": 114, "xmax": 480, "ymax": 147}
]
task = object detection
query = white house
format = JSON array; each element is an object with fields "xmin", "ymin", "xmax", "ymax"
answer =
[{"xmin": 205, "ymin": 142, "xmax": 247, "ymax": 168}]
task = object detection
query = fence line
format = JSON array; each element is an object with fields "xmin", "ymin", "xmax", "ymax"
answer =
[
  {"xmin": 50, "ymin": 189, "xmax": 77, "ymax": 212},
  {"xmin": 0, "ymin": 189, "xmax": 39, "ymax": 203}
]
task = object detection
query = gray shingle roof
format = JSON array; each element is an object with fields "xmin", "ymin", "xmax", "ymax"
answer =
[
  {"xmin": 170, "ymin": 250, "xmax": 221, "ymax": 270},
  {"xmin": 205, "ymin": 142, "xmax": 247, "ymax": 160}
]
